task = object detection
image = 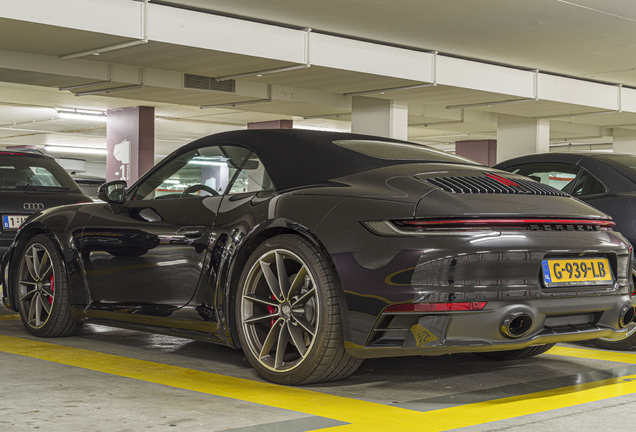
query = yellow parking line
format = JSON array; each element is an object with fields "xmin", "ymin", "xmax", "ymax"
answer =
[
  {"xmin": 0, "ymin": 314, "xmax": 19, "ymax": 321},
  {"xmin": 413, "ymin": 374, "xmax": 636, "ymax": 432},
  {"xmin": 547, "ymin": 345, "xmax": 636, "ymax": 364},
  {"xmin": 1, "ymin": 335, "xmax": 636, "ymax": 431}
]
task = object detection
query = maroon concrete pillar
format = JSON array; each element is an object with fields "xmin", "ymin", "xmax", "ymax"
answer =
[
  {"xmin": 106, "ymin": 106, "xmax": 155, "ymax": 183},
  {"xmin": 455, "ymin": 140, "xmax": 497, "ymax": 167},
  {"xmin": 247, "ymin": 120, "xmax": 293, "ymax": 129}
]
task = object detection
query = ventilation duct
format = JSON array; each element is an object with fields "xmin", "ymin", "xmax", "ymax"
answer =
[{"xmin": 184, "ymin": 74, "xmax": 235, "ymax": 93}]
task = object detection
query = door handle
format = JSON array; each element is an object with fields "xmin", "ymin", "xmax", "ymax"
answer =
[{"xmin": 177, "ymin": 226, "xmax": 204, "ymax": 239}]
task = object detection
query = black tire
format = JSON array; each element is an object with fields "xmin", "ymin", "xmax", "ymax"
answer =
[
  {"xmin": 15, "ymin": 234, "xmax": 83, "ymax": 337},
  {"xmin": 474, "ymin": 343, "xmax": 555, "ymax": 361},
  {"xmin": 588, "ymin": 325, "xmax": 636, "ymax": 350},
  {"xmin": 235, "ymin": 234, "xmax": 362, "ymax": 385}
]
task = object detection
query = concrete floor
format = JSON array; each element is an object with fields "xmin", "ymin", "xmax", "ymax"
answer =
[{"xmin": 1, "ymin": 306, "xmax": 635, "ymax": 431}]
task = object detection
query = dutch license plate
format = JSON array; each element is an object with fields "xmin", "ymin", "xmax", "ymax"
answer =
[
  {"xmin": 2, "ymin": 215, "xmax": 27, "ymax": 230},
  {"xmin": 542, "ymin": 258, "xmax": 612, "ymax": 288}
]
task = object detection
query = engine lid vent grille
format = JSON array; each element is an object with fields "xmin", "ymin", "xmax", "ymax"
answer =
[
  {"xmin": 184, "ymin": 74, "xmax": 235, "ymax": 93},
  {"xmin": 424, "ymin": 174, "xmax": 570, "ymax": 197}
]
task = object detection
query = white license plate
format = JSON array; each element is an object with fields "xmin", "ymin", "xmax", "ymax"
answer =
[{"xmin": 3, "ymin": 215, "xmax": 28, "ymax": 230}]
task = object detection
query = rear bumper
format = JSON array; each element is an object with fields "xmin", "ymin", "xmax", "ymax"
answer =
[
  {"xmin": 325, "ymin": 221, "xmax": 633, "ymax": 357},
  {"xmin": 346, "ymin": 294, "xmax": 632, "ymax": 358}
]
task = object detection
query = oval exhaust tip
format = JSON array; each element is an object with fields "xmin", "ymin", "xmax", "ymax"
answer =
[
  {"xmin": 619, "ymin": 303, "xmax": 635, "ymax": 328},
  {"xmin": 500, "ymin": 311, "xmax": 533, "ymax": 339}
]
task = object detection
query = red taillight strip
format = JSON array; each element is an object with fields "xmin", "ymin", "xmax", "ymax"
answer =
[
  {"xmin": 400, "ymin": 218, "xmax": 616, "ymax": 227},
  {"xmin": 0, "ymin": 152, "xmax": 27, "ymax": 156},
  {"xmin": 484, "ymin": 173, "xmax": 520, "ymax": 187},
  {"xmin": 385, "ymin": 302, "xmax": 487, "ymax": 312}
]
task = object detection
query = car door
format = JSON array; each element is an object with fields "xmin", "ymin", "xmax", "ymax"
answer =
[
  {"xmin": 80, "ymin": 144, "xmax": 252, "ymax": 317},
  {"xmin": 182, "ymin": 150, "xmax": 276, "ymax": 323}
]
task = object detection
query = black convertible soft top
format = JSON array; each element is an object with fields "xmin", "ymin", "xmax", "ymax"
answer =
[{"xmin": 168, "ymin": 129, "xmax": 476, "ymax": 191}]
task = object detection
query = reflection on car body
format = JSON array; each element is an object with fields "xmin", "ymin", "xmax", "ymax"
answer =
[
  {"xmin": 1, "ymin": 131, "xmax": 634, "ymax": 385},
  {"xmin": 77, "ymin": 229, "xmax": 161, "ymax": 257}
]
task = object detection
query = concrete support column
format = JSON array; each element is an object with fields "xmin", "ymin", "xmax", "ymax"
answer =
[
  {"xmin": 613, "ymin": 128, "xmax": 636, "ymax": 154},
  {"xmin": 247, "ymin": 120, "xmax": 293, "ymax": 129},
  {"xmin": 496, "ymin": 114, "xmax": 550, "ymax": 163},
  {"xmin": 455, "ymin": 140, "xmax": 497, "ymax": 166},
  {"xmin": 351, "ymin": 96, "xmax": 408, "ymax": 140},
  {"xmin": 106, "ymin": 107, "xmax": 155, "ymax": 184}
]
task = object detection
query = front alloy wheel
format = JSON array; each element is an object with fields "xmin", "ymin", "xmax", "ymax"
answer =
[
  {"xmin": 16, "ymin": 234, "xmax": 82, "ymax": 337},
  {"xmin": 19, "ymin": 241, "xmax": 55, "ymax": 329}
]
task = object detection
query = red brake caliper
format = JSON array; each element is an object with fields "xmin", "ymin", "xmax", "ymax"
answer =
[
  {"xmin": 267, "ymin": 295, "xmax": 276, "ymax": 327},
  {"xmin": 48, "ymin": 274, "xmax": 54, "ymax": 305}
]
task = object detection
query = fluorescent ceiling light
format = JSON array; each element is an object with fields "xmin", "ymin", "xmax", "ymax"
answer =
[
  {"xmin": 187, "ymin": 160, "xmax": 226, "ymax": 166},
  {"xmin": 56, "ymin": 108, "xmax": 107, "ymax": 122},
  {"xmin": 45, "ymin": 146, "xmax": 107, "ymax": 155}
]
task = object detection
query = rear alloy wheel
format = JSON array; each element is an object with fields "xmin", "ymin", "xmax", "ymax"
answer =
[
  {"xmin": 474, "ymin": 344, "xmax": 555, "ymax": 361},
  {"xmin": 16, "ymin": 234, "xmax": 82, "ymax": 337},
  {"xmin": 236, "ymin": 235, "xmax": 361, "ymax": 385}
]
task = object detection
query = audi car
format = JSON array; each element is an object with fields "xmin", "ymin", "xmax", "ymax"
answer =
[
  {"xmin": 1, "ymin": 130, "xmax": 634, "ymax": 385},
  {"xmin": 495, "ymin": 151, "xmax": 636, "ymax": 350},
  {"xmin": 0, "ymin": 149, "xmax": 90, "ymax": 260}
]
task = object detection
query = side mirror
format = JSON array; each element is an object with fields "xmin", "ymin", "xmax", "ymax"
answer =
[{"xmin": 97, "ymin": 181, "xmax": 128, "ymax": 204}]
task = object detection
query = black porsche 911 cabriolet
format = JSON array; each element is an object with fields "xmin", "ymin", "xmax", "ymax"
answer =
[{"xmin": 2, "ymin": 130, "xmax": 634, "ymax": 385}]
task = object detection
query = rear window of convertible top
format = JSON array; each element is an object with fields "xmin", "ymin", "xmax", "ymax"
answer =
[{"xmin": 333, "ymin": 139, "xmax": 476, "ymax": 164}]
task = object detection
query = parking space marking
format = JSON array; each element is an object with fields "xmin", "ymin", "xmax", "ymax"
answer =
[
  {"xmin": 548, "ymin": 345, "xmax": 636, "ymax": 364},
  {"xmin": 0, "ymin": 314, "xmax": 19, "ymax": 321},
  {"xmin": 396, "ymin": 364, "xmax": 636, "ymax": 412},
  {"xmin": 413, "ymin": 373, "xmax": 636, "ymax": 431},
  {"xmin": 2, "ymin": 335, "xmax": 636, "ymax": 432}
]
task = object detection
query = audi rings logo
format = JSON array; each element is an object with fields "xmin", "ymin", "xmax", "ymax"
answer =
[{"xmin": 23, "ymin": 202, "xmax": 44, "ymax": 211}]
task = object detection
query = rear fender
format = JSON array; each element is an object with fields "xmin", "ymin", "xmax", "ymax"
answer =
[{"xmin": 221, "ymin": 218, "xmax": 351, "ymax": 349}]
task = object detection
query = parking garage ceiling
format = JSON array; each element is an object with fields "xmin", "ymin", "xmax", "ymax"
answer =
[
  {"xmin": 1, "ymin": 0, "xmax": 636, "ymax": 163},
  {"xmin": 172, "ymin": 0, "xmax": 636, "ymax": 85}
]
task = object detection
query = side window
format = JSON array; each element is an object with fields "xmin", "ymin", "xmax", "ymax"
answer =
[
  {"xmin": 569, "ymin": 171, "xmax": 606, "ymax": 197},
  {"xmin": 134, "ymin": 145, "xmax": 251, "ymax": 200},
  {"xmin": 227, "ymin": 152, "xmax": 273, "ymax": 194},
  {"xmin": 506, "ymin": 163, "xmax": 580, "ymax": 191},
  {"xmin": 133, "ymin": 145, "xmax": 273, "ymax": 200}
]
